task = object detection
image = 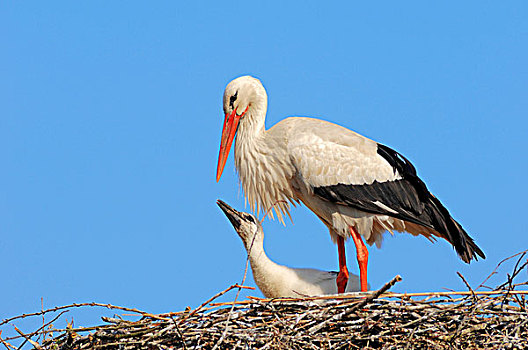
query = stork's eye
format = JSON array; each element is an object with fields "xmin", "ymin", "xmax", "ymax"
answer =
[
  {"xmin": 244, "ymin": 214, "xmax": 255, "ymax": 223},
  {"xmin": 229, "ymin": 91, "xmax": 238, "ymax": 108}
]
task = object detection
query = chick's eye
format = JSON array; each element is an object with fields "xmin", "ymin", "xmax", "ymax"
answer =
[
  {"xmin": 245, "ymin": 214, "xmax": 255, "ymax": 223},
  {"xmin": 229, "ymin": 91, "xmax": 238, "ymax": 108}
]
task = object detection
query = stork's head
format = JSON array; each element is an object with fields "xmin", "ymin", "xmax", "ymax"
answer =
[
  {"xmin": 216, "ymin": 76, "xmax": 268, "ymax": 182},
  {"xmin": 217, "ymin": 199, "xmax": 264, "ymax": 249}
]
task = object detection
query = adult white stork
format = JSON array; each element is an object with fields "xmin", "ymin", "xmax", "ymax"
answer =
[{"xmin": 216, "ymin": 75, "xmax": 485, "ymax": 293}]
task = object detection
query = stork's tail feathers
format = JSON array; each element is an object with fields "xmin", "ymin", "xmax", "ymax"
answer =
[{"xmin": 426, "ymin": 194, "xmax": 485, "ymax": 263}]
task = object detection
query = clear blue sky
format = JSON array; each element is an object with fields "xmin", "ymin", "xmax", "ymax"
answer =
[{"xmin": 1, "ymin": 1, "xmax": 527, "ymax": 341}]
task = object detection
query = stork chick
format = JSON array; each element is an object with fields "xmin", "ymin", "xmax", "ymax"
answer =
[{"xmin": 217, "ymin": 200, "xmax": 363, "ymax": 298}]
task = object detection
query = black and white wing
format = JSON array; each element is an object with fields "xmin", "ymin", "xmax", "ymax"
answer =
[{"xmin": 287, "ymin": 118, "xmax": 485, "ymax": 263}]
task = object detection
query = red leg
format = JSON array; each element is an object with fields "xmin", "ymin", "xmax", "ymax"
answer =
[
  {"xmin": 350, "ymin": 226, "xmax": 369, "ymax": 292},
  {"xmin": 336, "ymin": 236, "xmax": 349, "ymax": 293}
]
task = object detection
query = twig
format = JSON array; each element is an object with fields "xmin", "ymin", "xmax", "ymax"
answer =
[
  {"xmin": 38, "ymin": 298, "xmax": 45, "ymax": 343},
  {"xmin": 0, "ymin": 331, "xmax": 17, "ymax": 350},
  {"xmin": 457, "ymin": 271, "xmax": 477, "ymax": 302},
  {"xmin": 497, "ymin": 256, "xmax": 528, "ymax": 290},
  {"xmin": 13, "ymin": 326, "xmax": 42, "ymax": 350},
  {"xmin": 181, "ymin": 284, "xmax": 254, "ymax": 322},
  {"xmin": 259, "ymin": 200, "xmax": 288, "ymax": 224},
  {"xmin": 16, "ymin": 311, "xmax": 66, "ymax": 350},
  {"xmin": 477, "ymin": 250, "xmax": 527, "ymax": 290},
  {"xmin": 170, "ymin": 317, "xmax": 187, "ymax": 350},
  {"xmin": 0, "ymin": 302, "xmax": 164, "ymax": 327}
]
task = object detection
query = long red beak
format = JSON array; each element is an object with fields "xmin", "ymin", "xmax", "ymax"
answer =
[{"xmin": 216, "ymin": 107, "xmax": 247, "ymax": 182}]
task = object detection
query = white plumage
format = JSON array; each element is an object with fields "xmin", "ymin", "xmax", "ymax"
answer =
[{"xmin": 217, "ymin": 200, "xmax": 363, "ymax": 297}]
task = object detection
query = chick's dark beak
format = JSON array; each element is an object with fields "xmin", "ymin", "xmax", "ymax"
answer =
[{"xmin": 217, "ymin": 199, "xmax": 242, "ymax": 230}]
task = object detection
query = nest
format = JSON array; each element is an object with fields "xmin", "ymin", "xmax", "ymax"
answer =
[{"xmin": 2, "ymin": 252, "xmax": 527, "ymax": 350}]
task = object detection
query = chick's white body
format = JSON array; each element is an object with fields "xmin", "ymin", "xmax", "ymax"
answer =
[
  {"xmin": 217, "ymin": 200, "xmax": 362, "ymax": 298},
  {"xmin": 249, "ymin": 252, "xmax": 361, "ymax": 297}
]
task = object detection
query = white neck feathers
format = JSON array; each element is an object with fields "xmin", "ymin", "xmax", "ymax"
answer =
[{"xmin": 243, "ymin": 235, "xmax": 298, "ymax": 299}]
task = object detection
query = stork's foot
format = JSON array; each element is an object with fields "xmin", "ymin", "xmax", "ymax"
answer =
[{"xmin": 336, "ymin": 267, "xmax": 349, "ymax": 294}]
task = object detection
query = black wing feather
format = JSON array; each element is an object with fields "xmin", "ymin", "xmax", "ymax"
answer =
[{"xmin": 313, "ymin": 143, "xmax": 485, "ymax": 263}]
